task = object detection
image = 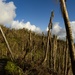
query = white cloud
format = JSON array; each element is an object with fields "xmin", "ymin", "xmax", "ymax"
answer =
[
  {"xmin": 11, "ymin": 20, "xmax": 42, "ymax": 33},
  {"xmin": 1, "ymin": 0, "xmax": 75, "ymax": 36},
  {"xmin": 0, "ymin": 0, "xmax": 42, "ymax": 33},
  {"xmin": 46, "ymin": 22, "xmax": 66, "ymax": 39},
  {"xmin": 70, "ymin": 21, "xmax": 75, "ymax": 39},
  {"xmin": 52, "ymin": 23, "xmax": 66, "ymax": 39},
  {"xmin": 46, "ymin": 21, "xmax": 75, "ymax": 40},
  {"xmin": 52, "ymin": 23, "xmax": 62, "ymax": 35},
  {"xmin": 0, "ymin": 0, "xmax": 16, "ymax": 25}
]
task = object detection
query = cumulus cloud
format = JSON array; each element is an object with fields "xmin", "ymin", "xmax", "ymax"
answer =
[
  {"xmin": 0, "ymin": 0, "xmax": 42, "ymax": 33},
  {"xmin": 52, "ymin": 23, "xmax": 66, "ymax": 39},
  {"xmin": 46, "ymin": 21, "xmax": 75, "ymax": 40},
  {"xmin": 11, "ymin": 20, "xmax": 42, "ymax": 33},
  {"xmin": 1, "ymin": 0, "xmax": 75, "ymax": 36},
  {"xmin": 0, "ymin": 0, "xmax": 16, "ymax": 25}
]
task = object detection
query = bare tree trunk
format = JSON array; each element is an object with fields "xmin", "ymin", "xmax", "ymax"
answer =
[
  {"xmin": 0, "ymin": 26, "xmax": 14, "ymax": 60},
  {"xmin": 60, "ymin": 0, "xmax": 75, "ymax": 75},
  {"xmin": 42, "ymin": 11, "xmax": 54, "ymax": 67},
  {"xmin": 64, "ymin": 36, "xmax": 69, "ymax": 75},
  {"xmin": 53, "ymin": 35, "xmax": 57, "ymax": 71},
  {"xmin": 42, "ymin": 30, "xmax": 51, "ymax": 67}
]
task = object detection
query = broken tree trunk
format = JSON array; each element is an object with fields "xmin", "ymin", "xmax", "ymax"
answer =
[
  {"xmin": 0, "ymin": 26, "xmax": 14, "ymax": 60},
  {"xmin": 60, "ymin": 0, "xmax": 75, "ymax": 75},
  {"xmin": 42, "ymin": 11, "xmax": 54, "ymax": 68},
  {"xmin": 53, "ymin": 35, "xmax": 57, "ymax": 71}
]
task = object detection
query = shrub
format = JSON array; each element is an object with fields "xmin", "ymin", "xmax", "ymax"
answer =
[{"xmin": 5, "ymin": 61, "xmax": 24, "ymax": 75}]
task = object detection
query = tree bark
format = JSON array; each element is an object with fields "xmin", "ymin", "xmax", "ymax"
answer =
[
  {"xmin": 60, "ymin": 0, "xmax": 75, "ymax": 75},
  {"xmin": 0, "ymin": 26, "xmax": 14, "ymax": 60}
]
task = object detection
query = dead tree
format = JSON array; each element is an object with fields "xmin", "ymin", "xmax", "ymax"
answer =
[
  {"xmin": 42, "ymin": 32, "xmax": 45, "ymax": 59},
  {"xmin": 42, "ymin": 11, "xmax": 54, "ymax": 68},
  {"xmin": 29, "ymin": 30, "xmax": 32, "ymax": 48},
  {"xmin": 64, "ymin": 36, "xmax": 69, "ymax": 75},
  {"xmin": 53, "ymin": 35, "xmax": 57, "ymax": 71},
  {"xmin": 60, "ymin": 0, "xmax": 75, "ymax": 75},
  {"xmin": 0, "ymin": 26, "xmax": 14, "ymax": 60}
]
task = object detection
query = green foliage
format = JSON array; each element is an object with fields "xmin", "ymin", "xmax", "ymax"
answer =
[
  {"xmin": 0, "ymin": 25, "xmax": 73, "ymax": 75},
  {"xmin": 5, "ymin": 61, "xmax": 24, "ymax": 75}
]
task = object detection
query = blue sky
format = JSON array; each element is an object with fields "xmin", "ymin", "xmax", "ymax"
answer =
[
  {"xmin": 0, "ymin": 0, "xmax": 75, "ymax": 39},
  {"xmin": 5, "ymin": 0, "xmax": 60, "ymax": 30},
  {"xmin": 5, "ymin": 0, "xmax": 75, "ymax": 31}
]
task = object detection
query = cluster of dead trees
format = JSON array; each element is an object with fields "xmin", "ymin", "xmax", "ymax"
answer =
[{"xmin": 0, "ymin": 0, "xmax": 75, "ymax": 75}]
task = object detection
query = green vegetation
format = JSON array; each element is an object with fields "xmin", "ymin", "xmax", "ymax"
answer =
[
  {"xmin": 0, "ymin": 25, "xmax": 73, "ymax": 75},
  {"xmin": 5, "ymin": 61, "xmax": 24, "ymax": 75}
]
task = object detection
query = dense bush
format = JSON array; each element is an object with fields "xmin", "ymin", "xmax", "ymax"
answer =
[{"xmin": 5, "ymin": 61, "xmax": 24, "ymax": 75}]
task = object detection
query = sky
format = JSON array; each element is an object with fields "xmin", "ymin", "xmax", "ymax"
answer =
[{"xmin": 0, "ymin": 0, "xmax": 75, "ymax": 39}]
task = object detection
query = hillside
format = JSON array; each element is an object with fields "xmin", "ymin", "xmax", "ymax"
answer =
[{"xmin": 0, "ymin": 25, "xmax": 73, "ymax": 75}]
